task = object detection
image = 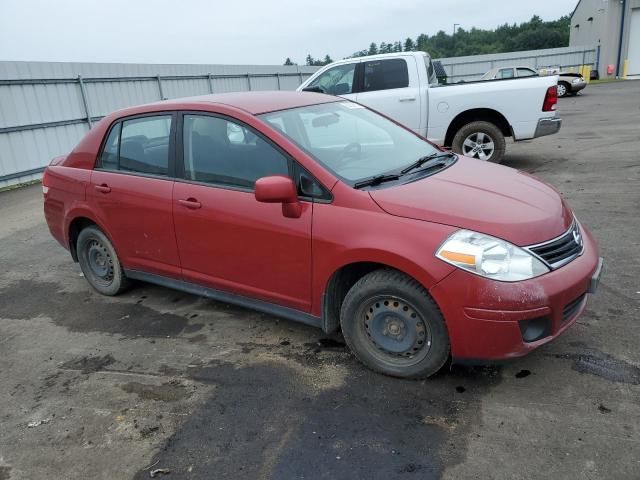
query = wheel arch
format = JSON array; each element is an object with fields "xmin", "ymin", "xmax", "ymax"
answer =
[
  {"xmin": 444, "ymin": 108, "xmax": 512, "ymax": 147},
  {"xmin": 320, "ymin": 255, "xmax": 446, "ymax": 334}
]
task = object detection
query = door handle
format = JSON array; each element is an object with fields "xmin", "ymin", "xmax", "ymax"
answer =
[
  {"xmin": 94, "ymin": 184, "xmax": 111, "ymax": 193},
  {"xmin": 399, "ymin": 96, "xmax": 416, "ymax": 102},
  {"xmin": 178, "ymin": 198, "xmax": 202, "ymax": 209}
]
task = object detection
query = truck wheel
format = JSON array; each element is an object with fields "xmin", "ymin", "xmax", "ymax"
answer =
[
  {"xmin": 77, "ymin": 226, "xmax": 129, "ymax": 296},
  {"xmin": 340, "ymin": 269, "xmax": 450, "ymax": 379},
  {"xmin": 452, "ymin": 121, "xmax": 506, "ymax": 163},
  {"xmin": 557, "ymin": 82, "xmax": 569, "ymax": 97}
]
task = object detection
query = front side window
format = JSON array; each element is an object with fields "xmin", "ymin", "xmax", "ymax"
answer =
[
  {"xmin": 499, "ymin": 68, "xmax": 515, "ymax": 79},
  {"xmin": 308, "ymin": 63, "xmax": 356, "ymax": 95},
  {"xmin": 260, "ymin": 102, "xmax": 439, "ymax": 183},
  {"xmin": 363, "ymin": 58, "xmax": 409, "ymax": 91},
  {"xmin": 182, "ymin": 114, "xmax": 289, "ymax": 189}
]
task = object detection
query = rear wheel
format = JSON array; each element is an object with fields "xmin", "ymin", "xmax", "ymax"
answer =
[
  {"xmin": 77, "ymin": 226, "xmax": 129, "ymax": 296},
  {"xmin": 452, "ymin": 120, "xmax": 506, "ymax": 163},
  {"xmin": 557, "ymin": 82, "xmax": 570, "ymax": 98},
  {"xmin": 340, "ymin": 269, "xmax": 450, "ymax": 379}
]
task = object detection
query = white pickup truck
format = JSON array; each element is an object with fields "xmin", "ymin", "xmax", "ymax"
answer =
[{"xmin": 297, "ymin": 52, "xmax": 561, "ymax": 163}]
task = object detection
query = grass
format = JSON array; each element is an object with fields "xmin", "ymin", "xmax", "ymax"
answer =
[{"xmin": 0, "ymin": 179, "xmax": 41, "ymax": 193}]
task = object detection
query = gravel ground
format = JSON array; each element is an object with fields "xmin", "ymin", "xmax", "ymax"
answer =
[{"xmin": 1, "ymin": 80, "xmax": 639, "ymax": 480}]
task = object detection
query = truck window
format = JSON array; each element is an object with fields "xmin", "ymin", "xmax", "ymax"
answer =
[
  {"xmin": 424, "ymin": 56, "xmax": 438, "ymax": 85},
  {"xmin": 498, "ymin": 68, "xmax": 515, "ymax": 79},
  {"xmin": 308, "ymin": 63, "xmax": 356, "ymax": 95},
  {"xmin": 363, "ymin": 59, "xmax": 409, "ymax": 92},
  {"xmin": 517, "ymin": 68, "xmax": 537, "ymax": 77}
]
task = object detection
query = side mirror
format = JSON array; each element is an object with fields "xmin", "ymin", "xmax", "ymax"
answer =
[{"xmin": 255, "ymin": 176, "xmax": 301, "ymax": 218}]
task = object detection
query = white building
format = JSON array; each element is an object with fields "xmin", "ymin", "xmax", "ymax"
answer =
[{"xmin": 570, "ymin": 0, "xmax": 640, "ymax": 78}]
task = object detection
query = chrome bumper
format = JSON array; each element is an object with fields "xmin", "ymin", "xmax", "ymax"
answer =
[{"xmin": 534, "ymin": 117, "xmax": 562, "ymax": 138}]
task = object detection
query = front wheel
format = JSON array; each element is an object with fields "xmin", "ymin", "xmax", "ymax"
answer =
[
  {"xmin": 452, "ymin": 121, "xmax": 506, "ymax": 163},
  {"xmin": 340, "ymin": 269, "xmax": 450, "ymax": 379},
  {"xmin": 77, "ymin": 226, "xmax": 129, "ymax": 296}
]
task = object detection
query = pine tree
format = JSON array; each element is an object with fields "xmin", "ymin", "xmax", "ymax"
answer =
[
  {"xmin": 404, "ymin": 37, "xmax": 415, "ymax": 52},
  {"xmin": 283, "ymin": 57, "xmax": 294, "ymax": 66},
  {"xmin": 368, "ymin": 43, "xmax": 378, "ymax": 55},
  {"xmin": 305, "ymin": 54, "xmax": 314, "ymax": 66}
]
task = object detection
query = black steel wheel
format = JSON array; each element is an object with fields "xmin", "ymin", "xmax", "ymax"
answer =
[
  {"xmin": 340, "ymin": 269, "xmax": 450, "ymax": 378},
  {"xmin": 77, "ymin": 226, "xmax": 128, "ymax": 296}
]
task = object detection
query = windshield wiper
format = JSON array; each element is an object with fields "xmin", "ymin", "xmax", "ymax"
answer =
[
  {"xmin": 353, "ymin": 173, "xmax": 401, "ymax": 189},
  {"xmin": 400, "ymin": 151, "xmax": 456, "ymax": 174}
]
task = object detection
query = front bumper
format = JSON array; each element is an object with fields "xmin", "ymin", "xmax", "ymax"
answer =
[
  {"xmin": 430, "ymin": 225, "xmax": 601, "ymax": 361},
  {"xmin": 534, "ymin": 117, "xmax": 562, "ymax": 138}
]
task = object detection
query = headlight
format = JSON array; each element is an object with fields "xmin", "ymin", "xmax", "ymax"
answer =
[
  {"xmin": 436, "ymin": 230, "xmax": 549, "ymax": 281},
  {"xmin": 572, "ymin": 78, "xmax": 582, "ymax": 83}
]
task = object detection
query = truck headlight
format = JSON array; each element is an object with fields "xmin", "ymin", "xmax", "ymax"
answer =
[
  {"xmin": 572, "ymin": 78, "xmax": 582, "ymax": 84},
  {"xmin": 436, "ymin": 230, "xmax": 549, "ymax": 281}
]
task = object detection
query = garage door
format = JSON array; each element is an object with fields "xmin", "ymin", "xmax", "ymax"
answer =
[{"xmin": 628, "ymin": 8, "xmax": 640, "ymax": 76}]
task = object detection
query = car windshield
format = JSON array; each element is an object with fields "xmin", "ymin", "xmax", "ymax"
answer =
[{"xmin": 259, "ymin": 102, "xmax": 441, "ymax": 183}]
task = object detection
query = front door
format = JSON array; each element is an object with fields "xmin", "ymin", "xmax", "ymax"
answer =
[
  {"xmin": 88, "ymin": 113, "xmax": 181, "ymax": 278},
  {"xmin": 355, "ymin": 56, "xmax": 423, "ymax": 133},
  {"xmin": 172, "ymin": 113, "xmax": 313, "ymax": 311}
]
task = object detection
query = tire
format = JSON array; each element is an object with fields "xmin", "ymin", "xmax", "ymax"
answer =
[
  {"xmin": 451, "ymin": 120, "xmax": 506, "ymax": 163},
  {"xmin": 557, "ymin": 82, "xmax": 570, "ymax": 98},
  {"xmin": 76, "ymin": 226, "xmax": 129, "ymax": 296},
  {"xmin": 340, "ymin": 269, "xmax": 450, "ymax": 379}
]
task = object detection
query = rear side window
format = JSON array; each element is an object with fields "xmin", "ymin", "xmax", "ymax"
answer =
[
  {"xmin": 99, "ymin": 123, "xmax": 120, "ymax": 170},
  {"xmin": 182, "ymin": 114, "xmax": 289, "ymax": 189},
  {"xmin": 517, "ymin": 68, "xmax": 537, "ymax": 77},
  {"xmin": 498, "ymin": 68, "xmax": 515, "ymax": 79},
  {"xmin": 362, "ymin": 59, "xmax": 409, "ymax": 91},
  {"xmin": 98, "ymin": 115, "xmax": 172, "ymax": 176}
]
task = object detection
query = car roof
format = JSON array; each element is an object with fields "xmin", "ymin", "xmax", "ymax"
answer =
[{"xmin": 156, "ymin": 90, "xmax": 340, "ymax": 115}]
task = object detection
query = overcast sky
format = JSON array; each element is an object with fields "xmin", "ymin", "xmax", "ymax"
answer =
[{"xmin": 0, "ymin": 0, "xmax": 577, "ymax": 65}]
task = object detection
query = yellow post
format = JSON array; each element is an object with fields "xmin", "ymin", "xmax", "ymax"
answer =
[
  {"xmin": 583, "ymin": 65, "xmax": 591, "ymax": 83},
  {"xmin": 623, "ymin": 59, "xmax": 629, "ymax": 78}
]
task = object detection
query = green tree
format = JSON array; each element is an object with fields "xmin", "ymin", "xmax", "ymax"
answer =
[
  {"xmin": 368, "ymin": 43, "xmax": 378, "ymax": 55},
  {"xmin": 283, "ymin": 57, "xmax": 294, "ymax": 66},
  {"xmin": 404, "ymin": 37, "xmax": 415, "ymax": 52}
]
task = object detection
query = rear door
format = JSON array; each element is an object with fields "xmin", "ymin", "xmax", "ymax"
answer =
[
  {"xmin": 355, "ymin": 57, "xmax": 422, "ymax": 133},
  {"xmin": 172, "ymin": 113, "xmax": 313, "ymax": 311},
  {"xmin": 88, "ymin": 113, "xmax": 181, "ymax": 278}
]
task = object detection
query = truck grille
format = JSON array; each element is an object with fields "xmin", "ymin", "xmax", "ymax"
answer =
[{"xmin": 527, "ymin": 221, "xmax": 583, "ymax": 269}]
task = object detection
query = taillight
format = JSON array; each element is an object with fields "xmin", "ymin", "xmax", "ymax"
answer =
[
  {"xmin": 42, "ymin": 168, "xmax": 50, "ymax": 195},
  {"xmin": 542, "ymin": 85, "xmax": 557, "ymax": 112}
]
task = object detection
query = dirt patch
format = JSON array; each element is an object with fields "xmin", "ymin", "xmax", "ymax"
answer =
[
  {"xmin": 0, "ymin": 467, "xmax": 11, "ymax": 480},
  {"xmin": 120, "ymin": 381, "xmax": 191, "ymax": 402},
  {"xmin": 61, "ymin": 354, "xmax": 115, "ymax": 374}
]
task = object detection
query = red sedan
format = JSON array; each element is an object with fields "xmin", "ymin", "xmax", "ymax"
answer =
[{"xmin": 43, "ymin": 91, "xmax": 602, "ymax": 378}]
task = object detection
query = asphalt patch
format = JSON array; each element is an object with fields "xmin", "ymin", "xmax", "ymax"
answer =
[
  {"xmin": 120, "ymin": 381, "xmax": 191, "ymax": 402},
  {"xmin": 552, "ymin": 345, "xmax": 640, "ymax": 385},
  {"xmin": 0, "ymin": 467, "xmax": 11, "ymax": 480},
  {"xmin": 0, "ymin": 279, "xmax": 192, "ymax": 337},
  {"xmin": 134, "ymin": 360, "xmax": 501, "ymax": 479}
]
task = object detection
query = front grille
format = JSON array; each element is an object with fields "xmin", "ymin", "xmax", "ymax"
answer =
[
  {"xmin": 527, "ymin": 221, "xmax": 583, "ymax": 269},
  {"xmin": 562, "ymin": 294, "xmax": 586, "ymax": 322}
]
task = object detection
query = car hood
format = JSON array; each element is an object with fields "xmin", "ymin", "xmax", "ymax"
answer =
[{"xmin": 369, "ymin": 157, "xmax": 573, "ymax": 246}]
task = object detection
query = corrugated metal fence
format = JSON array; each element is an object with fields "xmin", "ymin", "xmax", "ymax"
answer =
[
  {"xmin": 437, "ymin": 45, "xmax": 598, "ymax": 82},
  {"xmin": 0, "ymin": 61, "xmax": 318, "ymax": 188}
]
